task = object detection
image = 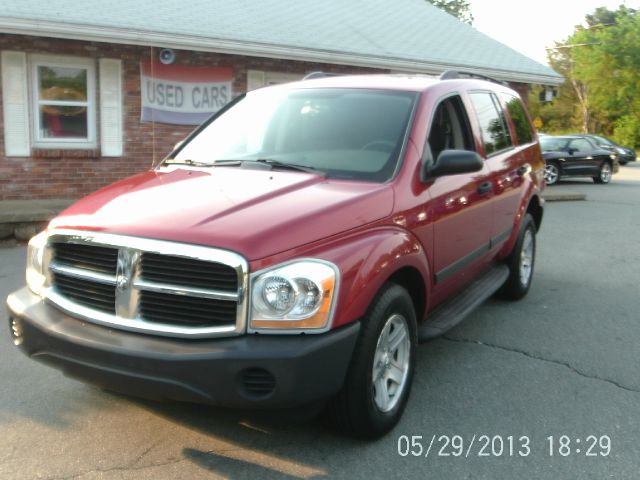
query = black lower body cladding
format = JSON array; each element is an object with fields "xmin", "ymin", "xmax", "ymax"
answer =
[{"xmin": 7, "ymin": 287, "xmax": 359, "ymax": 408}]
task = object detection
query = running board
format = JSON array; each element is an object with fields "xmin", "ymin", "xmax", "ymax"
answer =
[{"xmin": 418, "ymin": 264, "xmax": 509, "ymax": 342}]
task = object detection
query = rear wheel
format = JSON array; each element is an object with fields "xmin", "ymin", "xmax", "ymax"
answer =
[
  {"xmin": 593, "ymin": 162, "xmax": 612, "ymax": 184},
  {"xmin": 498, "ymin": 214, "xmax": 536, "ymax": 300},
  {"xmin": 544, "ymin": 162, "xmax": 560, "ymax": 185},
  {"xmin": 329, "ymin": 283, "xmax": 417, "ymax": 438}
]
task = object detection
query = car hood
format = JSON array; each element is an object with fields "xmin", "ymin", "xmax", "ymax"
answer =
[{"xmin": 49, "ymin": 167, "xmax": 394, "ymax": 261}]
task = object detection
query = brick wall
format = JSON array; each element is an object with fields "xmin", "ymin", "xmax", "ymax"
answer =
[{"xmin": 0, "ymin": 34, "xmax": 382, "ymax": 200}]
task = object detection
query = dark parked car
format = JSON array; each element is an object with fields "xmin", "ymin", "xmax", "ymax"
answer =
[
  {"xmin": 579, "ymin": 134, "xmax": 636, "ymax": 165},
  {"xmin": 541, "ymin": 135, "xmax": 618, "ymax": 185}
]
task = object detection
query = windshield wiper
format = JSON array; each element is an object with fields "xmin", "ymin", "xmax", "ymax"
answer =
[
  {"xmin": 252, "ymin": 158, "xmax": 320, "ymax": 174},
  {"xmin": 212, "ymin": 158, "xmax": 322, "ymax": 175},
  {"xmin": 163, "ymin": 158, "xmax": 213, "ymax": 167}
]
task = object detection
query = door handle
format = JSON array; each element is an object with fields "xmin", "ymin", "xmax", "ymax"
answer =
[
  {"xmin": 477, "ymin": 181, "xmax": 493, "ymax": 195},
  {"xmin": 517, "ymin": 164, "xmax": 531, "ymax": 177}
]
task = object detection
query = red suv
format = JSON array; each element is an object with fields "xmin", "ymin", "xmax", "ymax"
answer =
[{"xmin": 7, "ymin": 72, "xmax": 544, "ymax": 438}]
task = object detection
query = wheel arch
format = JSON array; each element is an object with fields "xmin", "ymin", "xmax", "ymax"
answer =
[
  {"xmin": 386, "ymin": 267, "xmax": 427, "ymax": 325},
  {"xmin": 301, "ymin": 227, "xmax": 431, "ymax": 330},
  {"xmin": 526, "ymin": 194, "xmax": 543, "ymax": 232}
]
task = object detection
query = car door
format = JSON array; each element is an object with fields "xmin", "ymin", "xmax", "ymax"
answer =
[
  {"xmin": 469, "ymin": 91, "xmax": 527, "ymax": 248},
  {"xmin": 423, "ymin": 94, "xmax": 494, "ymax": 301},
  {"xmin": 564, "ymin": 138, "xmax": 599, "ymax": 175}
]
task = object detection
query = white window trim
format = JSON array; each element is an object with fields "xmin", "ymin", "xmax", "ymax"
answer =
[{"xmin": 29, "ymin": 54, "xmax": 97, "ymax": 149}]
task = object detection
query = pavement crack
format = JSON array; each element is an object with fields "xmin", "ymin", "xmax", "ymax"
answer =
[{"xmin": 442, "ymin": 335, "xmax": 640, "ymax": 394}]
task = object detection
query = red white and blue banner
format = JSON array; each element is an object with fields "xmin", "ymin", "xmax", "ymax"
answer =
[{"xmin": 140, "ymin": 62, "xmax": 233, "ymax": 125}]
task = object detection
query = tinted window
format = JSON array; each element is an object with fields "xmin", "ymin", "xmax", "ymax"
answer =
[
  {"xmin": 469, "ymin": 92, "xmax": 512, "ymax": 155},
  {"xmin": 591, "ymin": 135, "xmax": 614, "ymax": 146},
  {"xmin": 502, "ymin": 93, "xmax": 533, "ymax": 144},
  {"xmin": 569, "ymin": 139, "xmax": 593, "ymax": 152},
  {"xmin": 540, "ymin": 137, "xmax": 568, "ymax": 151}
]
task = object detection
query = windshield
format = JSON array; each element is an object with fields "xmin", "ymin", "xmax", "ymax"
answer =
[
  {"xmin": 591, "ymin": 135, "xmax": 614, "ymax": 146},
  {"xmin": 170, "ymin": 88, "xmax": 418, "ymax": 182},
  {"xmin": 540, "ymin": 137, "xmax": 569, "ymax": 151}
]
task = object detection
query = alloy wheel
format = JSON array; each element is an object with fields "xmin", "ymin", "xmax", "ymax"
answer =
[{"xmin": 371, "ymin": 314, "xmax": 411, "ymax": 413}]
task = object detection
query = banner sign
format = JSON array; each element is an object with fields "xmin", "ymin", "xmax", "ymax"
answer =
[{"xmin": 140, "ymin": 62, "xmax": 233, "ymax": 125}]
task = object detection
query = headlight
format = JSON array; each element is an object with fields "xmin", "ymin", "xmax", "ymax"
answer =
[
  {"xmin": 610, "ymin": 154, "xmax": 617, "ymax": 160},
  {"xmin": 616, "ymin": 147, "xmax": 626, "ymax": 154},
  {"xmin": 26, "ymin": 231, "xmax": 47, "ymax": 295},
  {"xmin": 250, "ymin": 260, "xmax": 338, "ymax": 332}
]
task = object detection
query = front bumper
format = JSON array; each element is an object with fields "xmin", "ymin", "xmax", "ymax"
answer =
[{"xmin": 7, "ymin": 287, "xmax": 359, "ymax": 408}]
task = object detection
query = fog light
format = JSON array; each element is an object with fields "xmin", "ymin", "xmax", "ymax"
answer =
[{"xmin": 10, "ymin": 318, "xmax": 23, "ymax": 346}]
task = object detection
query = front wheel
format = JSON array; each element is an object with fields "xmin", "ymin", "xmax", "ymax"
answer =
[
  {"xmin": 329, "ymin": 284, "xmax": 417, "ymax": 438},
  {"xmin": 498, "ymin": 214, "xmax": 536, "ymax": 300},
  {"xmin": 593, "ymin": 162, "xmax": 612, "ymax": 184}
]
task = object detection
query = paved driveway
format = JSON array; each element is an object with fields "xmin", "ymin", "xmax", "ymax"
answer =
[{"xmin": 1, "ymin": 164, "xmax": 639, "ymax": 479}]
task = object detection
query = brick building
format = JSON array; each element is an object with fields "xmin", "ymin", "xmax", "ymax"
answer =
[{"xmin": 0, "ymin": 0, "xmax": 562, "ymax": 201}]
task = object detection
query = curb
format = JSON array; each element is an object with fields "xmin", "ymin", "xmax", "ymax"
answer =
[{"xmin": 542, "ymin": 192, "xmax": 587, "ymax": 202}]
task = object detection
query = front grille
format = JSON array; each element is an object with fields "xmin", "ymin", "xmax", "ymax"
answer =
[
  {"xmin": 52, "ymin": 272, "xmax": 116, "ymax": 314},
  {"xmin": 45, "ymin": 233, "xmax": 247, "ymax": 338},
  {"xmin": 140, "ymin": 253, "xmax": 237, "ymax": 291},
  {"xmin": 139, "ymin": 291, "xmax": 236, "ymax": 326},
  {"xmin": 53, "ymin": 243, "xmax": 118, "ymax": 274}
]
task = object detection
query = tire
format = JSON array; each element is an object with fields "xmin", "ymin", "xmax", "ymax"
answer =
[
  {"xmin": 498, "ymin": 214, "xmax": 536, "ymax": 300},
  {"xmin": 328, "ymin": 283, "xmax": 417, "ymax": 439},
  {"xmin": 543, "ymin": 162, "xmax": 560, "ymax": 185},
  {"xmin": 593, "ymin": 161, "xmax": 612, "ymax": 184}
]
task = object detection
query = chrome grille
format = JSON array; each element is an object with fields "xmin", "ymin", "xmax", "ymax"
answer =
[
  {"xmin": 53, "ymin": 242, "xmax": 118, "ymax": 274},
  {"xmin": 140, "ymin": 253, "xmax": 237, "ymax": 291},
  {"xmin": 52, "ymin": 272, "xmax": 116, "ymax": 314},
  {"xmin": 139, "ymin": 291, "xmax": 237, "ymax": 326},
  {"xmin": 43, "ymin": 230, "xmax": 248, "ymax": 338}
]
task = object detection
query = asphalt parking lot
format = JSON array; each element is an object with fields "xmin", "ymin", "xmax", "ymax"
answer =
[{"xmin": 1, "ymin": 164, "xmax": 639, "ymax": 480}]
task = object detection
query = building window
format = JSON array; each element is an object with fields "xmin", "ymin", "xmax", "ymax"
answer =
[
  {"xmin": 247, "ymin": 70, "xmax": 303, "ymax": 91},
  {"xmin": 30, "ymin": 56, "xmax": 96, "ymax": 148}
]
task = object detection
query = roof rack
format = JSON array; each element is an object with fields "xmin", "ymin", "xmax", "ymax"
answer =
[
  {"xmin": 439, "ymin": 70, "xmax": 507, "ymax": 86},
  {"xmin": 303, "ymin": 71, "xmax": 343, "ymax": 80}
]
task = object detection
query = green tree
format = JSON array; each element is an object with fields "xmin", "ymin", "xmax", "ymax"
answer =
[
  {"xmin": 428, "ymin": 0, "xmax": 473, "ymax": 24},
  {"xmin": 530, "ymin": 6, "xmax": 640, "ymax": 147}
]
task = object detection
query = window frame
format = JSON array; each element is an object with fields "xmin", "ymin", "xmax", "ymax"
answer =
[
  {"xmin": 30, "ymin": 54, "xmax": 97, "ymax": 149},
  {"xmin": 425, "ymin": 92, "xmax": 475, "ymax": 164}
]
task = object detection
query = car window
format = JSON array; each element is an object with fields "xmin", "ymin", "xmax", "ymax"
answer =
[
  {"xmin": 427, "ymin": 95, "xmax": 474, "ymax": 161},
  {"xmin": 502, "ymin": 93, "xmax": 533, "ymax": 144},
  {"xmin": 540, "ymin": 137, "xmax": 568, "ymax": 151},
  {"xmin": 592, "ymin": 135, "xmax": 613, "ymax": 146},
  {"xmin": 174, "ymin": 88, "xmax": 418, "ymax": 182},
  {"xmin": 569, "ymin": 139, "xmax": 593, "ymax": 152},
  {"xmin": 468, "ymin": 92, "xmax": 512, "ymax": 156}
]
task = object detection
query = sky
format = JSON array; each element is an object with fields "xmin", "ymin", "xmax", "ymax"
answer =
[{"xmin": 469, "ymin": 0, "xmax": 640, "ymax": 66}]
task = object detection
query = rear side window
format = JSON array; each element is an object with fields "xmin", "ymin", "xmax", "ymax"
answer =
[
  {"xmin": 502, "ymin": 93, "xmax": 534, "ymax": 144},
  {"xmin": 468, "ymin": 92, "xmax": 512, "ymax": 156}
]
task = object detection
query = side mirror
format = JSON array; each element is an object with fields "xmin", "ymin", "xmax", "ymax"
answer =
[
  {"xmin": 421, "ymin": 149, "xmax": 483, "ymax": 181},
  {"xmin": 567, "ymin": 147, "xmax": 575, "ymax": 155}
]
